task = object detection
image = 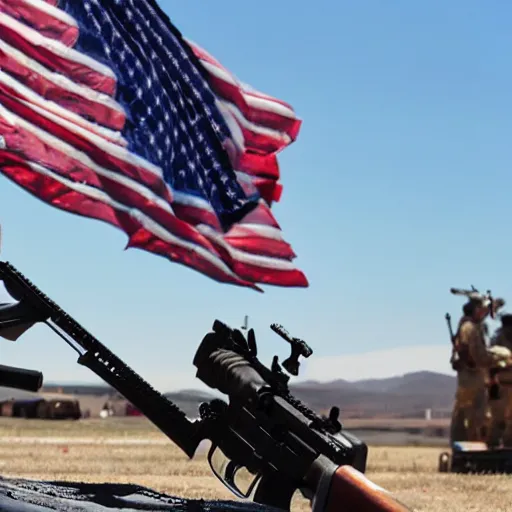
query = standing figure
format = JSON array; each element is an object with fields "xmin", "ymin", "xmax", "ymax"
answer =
[
  {"xmin": 449, "ymin": 295, "xmax": 498, "ymax": 444},
  {"xmin": 487, "ymin": 315, "xmax": 512, "ymax": 447}
]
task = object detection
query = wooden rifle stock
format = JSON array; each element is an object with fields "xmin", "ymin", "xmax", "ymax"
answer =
[{"xmin": 319, "ymin": 466, "xmax": 411, "ymax": 512}]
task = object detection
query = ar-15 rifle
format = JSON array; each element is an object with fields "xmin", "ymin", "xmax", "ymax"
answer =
[{"xmin": 0, "ymin": 261, "xmax": 410, "ymax": 512}]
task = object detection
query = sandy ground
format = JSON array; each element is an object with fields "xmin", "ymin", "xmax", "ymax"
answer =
[{"xmin": 0, "ymin": 418, "xmax": 510, "ymax": 511}]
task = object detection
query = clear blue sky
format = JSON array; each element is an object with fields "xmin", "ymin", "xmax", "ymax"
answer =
[{"xmin": 1, "ymin": 0, "xmax": 512, "ymax": 390}]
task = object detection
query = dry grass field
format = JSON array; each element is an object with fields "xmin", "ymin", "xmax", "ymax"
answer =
[{"xmin": 0, "ymin": 418, "xmax": 510, "ymax": 511}]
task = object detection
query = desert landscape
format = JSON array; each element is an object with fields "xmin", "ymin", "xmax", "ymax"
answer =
[{"xmin": 0, "ymin": 417, "xmax": 510, "ymax": 512}]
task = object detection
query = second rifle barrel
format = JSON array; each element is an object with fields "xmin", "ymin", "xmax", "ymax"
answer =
[{"xmin": 0, "ymin": 364, "xmax": 43, "ymax": 392}]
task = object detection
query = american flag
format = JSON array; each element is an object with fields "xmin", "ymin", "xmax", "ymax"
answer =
[{"xmin": 0, "ymin": 0, "xmax": 308, "ymax": 291}]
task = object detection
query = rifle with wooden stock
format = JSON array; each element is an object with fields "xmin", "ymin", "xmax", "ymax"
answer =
[{"xmin": 0, "ymin": 261, "xmax": 410, "ymax": 512}]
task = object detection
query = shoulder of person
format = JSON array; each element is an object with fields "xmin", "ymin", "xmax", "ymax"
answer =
[{"xmin": 459, "ymin": 320, "xmax": 478, "ymax": 338}]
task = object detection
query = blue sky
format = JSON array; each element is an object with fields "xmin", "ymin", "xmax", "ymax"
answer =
[{"xmin": 1, "ymin": 0, "xmax": 512, "ymax": 391}]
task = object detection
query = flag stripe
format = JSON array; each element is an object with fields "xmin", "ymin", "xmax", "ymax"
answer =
[
  {"xmin": 0, "ymin": 69, "xmax": 126, "ymax": 146},
  {"xmin": 0, "ymin": 0, "xmax": 79, "ymax": 46},
  {"xmin": 0, "ymin": 38, "xmax": 126, "ymax": 131},
  {"xmin": 198, "ymin": 225, "xmax": 307, "ymax": 287},
  {"xmin": 0, "ymin": 12, "xmax": 117, "ymax": 95}
]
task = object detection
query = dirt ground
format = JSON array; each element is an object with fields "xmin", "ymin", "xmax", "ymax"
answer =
[{"xmin": 0, "ymin": 418, "xmax": 510, "ymax": 512}]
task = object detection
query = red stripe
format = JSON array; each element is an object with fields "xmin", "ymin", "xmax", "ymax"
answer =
[
  {"xmin": 238, "ymin": 152, "xmax": 280, "ymax": 180},
  {"xmin": 224, "ymin": 230, "xmax": 296, "ymax": 260},
  {"xmin": 206, "ymin": 237, "xmax": 308, "ymax": 288},
  {"xmin": 0, "ymin": 45, "xmax": 125, "ymax": 130},
  {"xmin": 207, "ymin": 74, "xmax": 301, "ymax": 143},
  {"xmin": 246, "ymin": 175, "xmax": 282, "ymax": 205},
  {"xmin": 0, "ymin": 0, "xmax": 79, "ymax": 46},
  {"xmin": 231, "ymin": 117, "xmax": 291, "ymax": 155},
  {"xmin": 0, "ymin": 83, "xmax": 170, "ymax": 201},
  {"xmin": 237, "ymin": 201, "xmax": 280, "ymax": 228},
  {"xmin": 172, "ymin": 202, "xmax": 222, "ymax": 231},
  {"xmin": 0, "ymin": 17, "xmax": 116, "ymax": 95},
  {"xmin": 0, "ymin": 152, "xmax": 260, "ymax": 290}
]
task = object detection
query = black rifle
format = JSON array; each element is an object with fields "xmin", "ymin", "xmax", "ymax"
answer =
[{"xmin": 0, "ymin": 262, "xmax": 409, "ymax": 512}]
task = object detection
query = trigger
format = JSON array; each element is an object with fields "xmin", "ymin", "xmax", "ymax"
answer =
[{"xmin": 224, "ymin": 460, "xmax": 239, "ymax": 485}]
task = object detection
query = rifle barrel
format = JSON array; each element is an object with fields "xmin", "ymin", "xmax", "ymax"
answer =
[{"xmin": 0, "ymin": 364, "xmax": 43, "ymax": 392}]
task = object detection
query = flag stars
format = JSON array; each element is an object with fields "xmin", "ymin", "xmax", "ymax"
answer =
[{"xmin": 77, "ymin": 1, "xmax": 246, "ymax": 217}]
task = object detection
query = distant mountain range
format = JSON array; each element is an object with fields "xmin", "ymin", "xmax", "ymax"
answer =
[
  {"xmin": 290, "ymin": 371, "xmax": 456, "ymax": 417},
  {"xmin": 0, "ymin": 371, "xmax": 457, "ymax": 419}
]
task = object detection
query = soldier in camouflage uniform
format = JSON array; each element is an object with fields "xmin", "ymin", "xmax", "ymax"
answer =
[
  {"xmin": 487, "ymin": 315, "xmax": 512, "ymax": 446},
  {"xmin": 450, "ymin": 297, "xmax": 497, "ymax": 444}
]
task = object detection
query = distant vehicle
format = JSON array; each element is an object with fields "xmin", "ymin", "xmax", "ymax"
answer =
[{"xmin": 36, "ymin": 398, "xmax": 81, "ymax": 420}]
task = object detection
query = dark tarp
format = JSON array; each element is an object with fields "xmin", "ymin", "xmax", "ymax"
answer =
[{"xmin": 0, "ymin": 477, "xmax": 281, "ymax": 512}]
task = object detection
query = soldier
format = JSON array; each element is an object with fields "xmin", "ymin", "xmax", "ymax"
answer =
[
  {"xmin": 449, "ymin": 295, "xmax": 500, "ymax": 444},
  {"xmin": 488, "ymin": 315, "xmax": 512, "ymax": 446}
]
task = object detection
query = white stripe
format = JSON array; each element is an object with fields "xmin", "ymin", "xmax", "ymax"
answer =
[
  {"xmin": 0, "ymin": 70, "xmax": 127, "ymax": 146},
  {"xmin": 0, "ymin": 102, "xmax": 171, "ymax": 213},
  {"xmin": 198, "ymin": 225, "xmax": 296, "ymax": 271},
  {"xmin": 22, "ymin": 97, "xmax": 164, "ymax": 179},
  {"xmin": 7, "ymin": 0, "xmax": 78, "ymax": 32},
  {"xmin": 227, "ymin": 223, "xmax": 284, "ymax": 241},
  {"xmin": 0, "ymin": 12, "xmax": 116, "ymax": 82},
  {"xmin": 0, "ymin": 38, "xmax": 126, "ymax": 124},
  {"xmin": 216, "ymin": 99, "xmax": 245, "ymax": 152},
  {"xmin": 244, "ymin": 92, "xmax": 297, "ymax": 120},
  {"xmin": 221, "ymin": 100, "xmax": 291, "ymax": 145},
  {"xmin": 234, "ymin": 171, "xmax": 260, "ymax": 197},
  {"xmin": 23, "ymin": 161, "xmax": 245, "ymax": 281},
  {"xmin": 199, "ymin": 59, "xmax": 297, "ymax": 120},
  {"xmin": 172, "ymin": 190, "xmax": 215, "ymax": 213}
]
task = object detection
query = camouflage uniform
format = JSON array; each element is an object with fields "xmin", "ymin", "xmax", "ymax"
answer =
[
  {"xmin": 487, "ymin": 326, "xmax": 512, "ymax": 446},
  {"xmin": 450, "ymin": 314, "xmax": 494, "ymax": 444},
  {"xmin": 487, "ymin": 318, "xmax": 512, "ymax": 446}
]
